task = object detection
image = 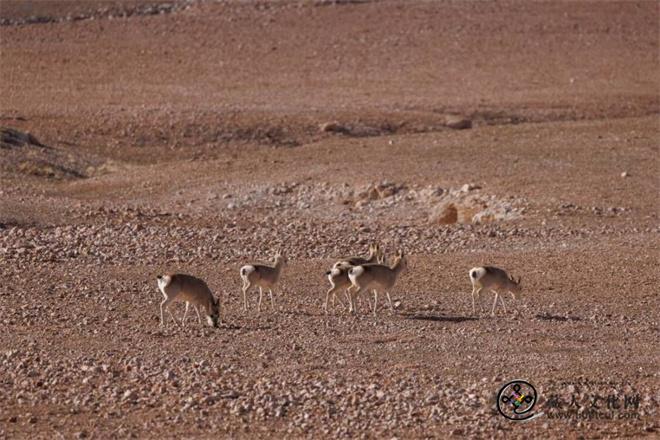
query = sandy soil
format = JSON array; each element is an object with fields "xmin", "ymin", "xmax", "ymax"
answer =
[{"xmin": 0, "ymin": 0, "xmax": 658, "ymax": 438}]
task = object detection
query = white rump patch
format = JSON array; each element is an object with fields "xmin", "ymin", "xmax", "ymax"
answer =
[
  {"xmin": 240, "ymin": 265, "xmax": 256, "ymax": 279},
  {"xmin": 157, "ymin": 275, "xmax": 172, "ymax": 295},
  {"xmin": 469, "ymin": 267, "xmax": 486, "ymax": 283},
  {"xmin": 348, "ymin": 266, "xmax": 365, "ymax": 282}
]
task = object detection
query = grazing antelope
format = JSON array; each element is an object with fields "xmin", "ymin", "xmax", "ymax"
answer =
[
  {"xmin": 240, "ymin": 252, "xmax": 287, "ymax": 313},
  {"xmin": 348, "ymin": 250, "xmax": 407, "ymax": 316},
  {"xmin": 468, "ymin": 266, "xmax": 521, "ymax": 316},
  {"xmin": 156, "ymin": 274, "xmax": 221, "ymax": 328},
  {"xmin": 324, "ymin": 244, "xmax": 385, "ymax": 313}
]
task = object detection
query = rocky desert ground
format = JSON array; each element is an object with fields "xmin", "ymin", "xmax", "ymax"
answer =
[{"xmin": 0, "ymin": 0, "xmax": 658, "ymax": 438}]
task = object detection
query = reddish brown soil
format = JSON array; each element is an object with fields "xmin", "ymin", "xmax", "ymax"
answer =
[{"xmin": 0, "ymin": 1, "xmax": 658, "ymax": 438}]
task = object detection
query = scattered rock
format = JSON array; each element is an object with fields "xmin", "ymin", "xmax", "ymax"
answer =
[
  {"xmin": 319, "ymin": 122, "xmax": 349, "ymax": 134},
  {"xmin": 355, "ymin": 181, "xmax": 406, "ymax": 203},
  {"xmin": 460, "ymin": 183, "xmax": 481, "ymax": 192},
  {"xmin": 444, "ymin": 115, "xmax": 472, "ymax": 130},
  {"xmin": 428, "ymin": 185, "xmax": 520, "ymax": 224}
]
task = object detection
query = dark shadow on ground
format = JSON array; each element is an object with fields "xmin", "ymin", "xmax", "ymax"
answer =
[
  {"xmin": 402, "ymin": 312, "xmax": 478, "ymax": 323},
  {"xmin": 535, "ymin": 313, "xmax": 581, "ymax": 322}
]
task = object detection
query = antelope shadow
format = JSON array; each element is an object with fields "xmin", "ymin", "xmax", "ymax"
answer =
[
  {"xmin": 535, "ymin": 313, "xmax": 581, "ymax": 322},
  {"xmin": 402, "ymin": 312, "xmax": 478, "ymax": 323}
]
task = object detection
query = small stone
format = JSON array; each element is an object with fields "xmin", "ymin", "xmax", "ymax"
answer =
[
  {"xmin": 444, "ymin": 115, "xmax": 472, "ymax": 130},
  {"xmin": 620, "ymin": 171, "xmax": 629, "ymax": 178},
  {"xmin": 319, "ymin": 122, "xmax": 348, "ymax": 134},
  {"xmin": 460, "ymin": 183, "xmax": 481, "ymax": 192}
]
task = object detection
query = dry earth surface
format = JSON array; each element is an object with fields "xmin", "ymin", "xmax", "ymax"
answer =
[{"xmin": 0, "ymin": 0, "xmax": 659, "ymax": 438}]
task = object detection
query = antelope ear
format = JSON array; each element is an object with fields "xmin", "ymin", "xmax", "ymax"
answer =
[{"xmin": 517, "ymin": 276, "xmax": 522, "ymax": 284}]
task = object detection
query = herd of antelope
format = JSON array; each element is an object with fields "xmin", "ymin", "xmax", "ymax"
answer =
[{"xmin": 156, "ymin": 244, "xmax": 522, "ymax": 329}]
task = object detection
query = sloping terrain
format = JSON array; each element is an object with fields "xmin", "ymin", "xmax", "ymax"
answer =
[{"xmin": 0, "ymin": 0, "xmax": 658, "ymax": 438}]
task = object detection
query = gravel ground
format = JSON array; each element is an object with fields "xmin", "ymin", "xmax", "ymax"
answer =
[{"xmin": 0, "ymin": 0, "xmax": 658, "ymax": 438}]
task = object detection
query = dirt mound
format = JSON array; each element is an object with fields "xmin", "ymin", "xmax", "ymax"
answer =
[
  {"xmin": 0, "ymin": 127, "xmax": 47, "ymax": 149},
  {"xmin": 0, "ymin": 127, "xmax": 102, "ymax": 179},
  {"xmin": 318, "ymin": 113, "xmax": 473, "ymax": 138},
  {"xmin": 0, "ymin": 1, "xmax": 190, "ymax": 26},
  {"xmin": 207, "ymin": 180, "xmax": 523, "ymax": 228}
]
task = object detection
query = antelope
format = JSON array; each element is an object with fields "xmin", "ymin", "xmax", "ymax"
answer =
[
  {"xmin": 468, "ymin": 266, "xmax": 522, "ymax": 316},
  {"xmin": 324, "ymin": 244, "xmax": 385, "ymax": 313},
  {"xmin": 156, "ymin": 274, "xmax": 221, "ymax": 328},
  {"xmin": 240, "ymin": 252, "xmax": 287, "ymax": 313},
  {"xmin": 347, "ymin": 250, "xmax": 407, "ymax": 316}
]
